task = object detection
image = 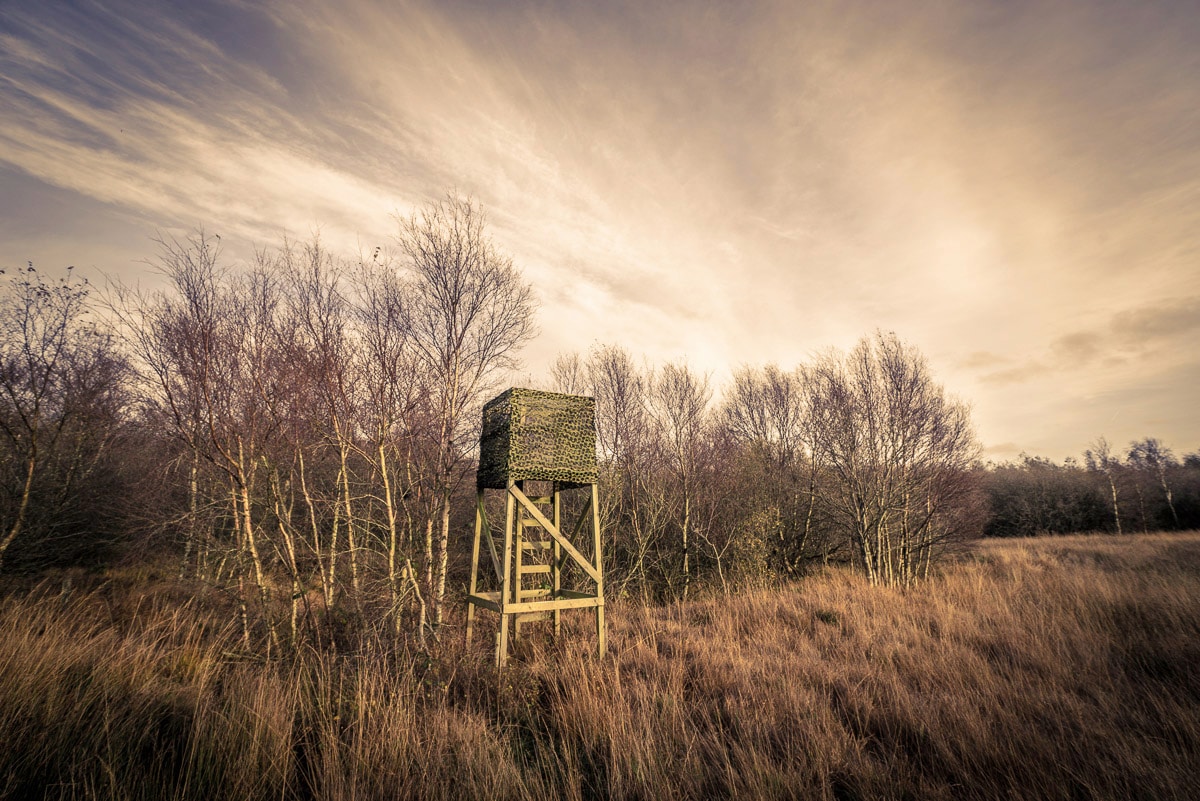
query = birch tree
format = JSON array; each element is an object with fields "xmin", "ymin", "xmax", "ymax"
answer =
[
  {"xmin": 119, "ymin": 234, "xmax": 281, "ymax": 649},
  {"xmin": 396, "ymin": 194, "xmax": 536, "ymax": 625},
  {"xmin": 278, "ymin": 241, "xmax": 365, "ymax": 609},
  {"xmin": 804, "ymin": 331, "xmax": 979, "ymax": 586},
  {"xmin": 649, "ymin": 362, "xmax": 712, "ymax": 600},
  {"xmin": 1127, "ymin": 438, "xmax": 1180, "ymax": 530},
  {"xmin": 356, "ymin": 254, "xmax": 431, "ymax": 635},
  {"xmin": 1085, "ymin": 436, "xmax": 1124, "ymax": 534}
]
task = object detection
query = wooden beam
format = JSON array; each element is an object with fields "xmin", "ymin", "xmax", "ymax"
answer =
[
  {"xmin": 504, "ymin": 596, "xmax": 604, "ymax": 614},
  {"xmin": 466, "ymin": 593, "xmax": 501, "ymax": 613},
  {"xmin": 477, "ymin": 496, "xmax": 502, "ymax": 583},
  {"xmin": 466, "ymin": 490, "xmax": 483, "ymax": 646},
  {"xmin": 511, "ymin": 484, "xmax": 602, "ymax": 584},
  {"xmin": 569, "ymin": 495, "xmax": 592, "ymax": 540}
]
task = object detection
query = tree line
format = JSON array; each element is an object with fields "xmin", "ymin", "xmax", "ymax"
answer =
[
  {"xmin": 981, "ymin": 441, "xmax": 1200, "ymax": 538},
  {"xmin": 547, "ymin": 336, "xmax": 979, "ymax": 598},
  {"xmin": 2, "ymin": 194, "xmax": 1191, "ymax": 651}
]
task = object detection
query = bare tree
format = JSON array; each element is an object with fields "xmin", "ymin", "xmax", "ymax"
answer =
[
  {"xmin": 649, "ymin": 361, "xmax": 712, "ymax": 600},
  {"xmin": 276, "ymin": 240, "xmax": 368, "ymax": 610},
  {"xmin": 550, "ymin": 351, "xmax": 587, "ymax": 396},
  {"xmin": 356, "ymin": 252, "xmax": 431, "ymax": 636},
  {"xmin": 116, "ymin": 233, "xmax": 283, "ymax": 650},
  {"xmin": 1084, "ymin": 436, "xmax": 1123, "ymax": 534},
  {"xmin": 1127, "ymin": 438, "xmax": 1180, "ymax": 530},
  {"xmin": 587, "ymin": 345, "xmax": 649, "ymax": 468},
  {"xmin": 804, "ymin": 331, "xmax": 979, "ymax": 587},
  {"xmin": 578, "ymin": 345, "xmax": 665, "ymax": 600},
  {"xmin": 723, "ymin": 364, "xmax": 805, "ymax": 468},
  {"xmin": 722, "ymin": 364, "xmax": 821, "ymax": 572},
  {"xmin": 396, "ymin": 194, "xmax": 537, "ymax": 625},
  {"xmin": 0, "ymin": 265, "xmax": 126, "ymax": 569}
]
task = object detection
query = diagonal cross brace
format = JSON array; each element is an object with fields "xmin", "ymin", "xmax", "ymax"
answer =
[
  {"xmin": 557, "ymin": 494, "xmax": 592, "ymax": 572},
  {"xmin": 510, "ymin": 484, "xmax": 601, "ymax": 584},
  {"xmin": 477, "ymin": 495, "xmax": 502, "ymax": 582}
]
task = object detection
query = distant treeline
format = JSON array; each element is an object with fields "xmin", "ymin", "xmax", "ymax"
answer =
[
  {"xmin": 981, "ymin": 446, "xmax": 1200, "ymax": 538},
  {"xmin": 1, "ymin": 199, "xmax": 1195, "ymax": 650}
]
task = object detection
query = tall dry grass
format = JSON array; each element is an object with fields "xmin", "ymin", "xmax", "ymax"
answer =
[{"xmin": 1, "ymin": 533, "xmax": 1198, "ymax": 800}]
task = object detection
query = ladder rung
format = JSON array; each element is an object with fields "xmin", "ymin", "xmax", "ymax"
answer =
[
  {"xmin": 518, "ymin": 588, "xmax": 552, "ymax": 599},
  {"xmin": 519, "ymin": 518, "xmax": 547, "ymax": 527},
  {"xmin": 515, "ymin": 611, "xmax": 553, "ymax": 623},
  {"xmin": 521, "ymin": 541, "xmax": 552, "ymax": 550},
  {"xmin": 526, "ymin": 496, "xmax": 553, "ymax": 504},
  {"xmin": 519, "ymin": 564, "xmax": 552, "ymax": 574}
]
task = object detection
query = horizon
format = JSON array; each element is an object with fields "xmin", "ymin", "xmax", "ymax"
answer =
[{"xmin": 3, "ymin": 0, "xmax": 1198, "ymax": 464}]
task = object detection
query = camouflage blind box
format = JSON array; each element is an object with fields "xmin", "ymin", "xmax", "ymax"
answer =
[{"xmin": 477, "ymin": 388, "xmax": 598, "ymax": 489}]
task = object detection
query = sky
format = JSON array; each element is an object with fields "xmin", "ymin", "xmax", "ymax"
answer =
[{"xmin": 2, "ymin": 0, "xmax": 1198, "ymax": 463}]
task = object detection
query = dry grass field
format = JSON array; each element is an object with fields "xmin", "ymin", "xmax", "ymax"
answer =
[{"xmin": 1, "ymin": 533, "xmax": 1198, "ymax": 800}]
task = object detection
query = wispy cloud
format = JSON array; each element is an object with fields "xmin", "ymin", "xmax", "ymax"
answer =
[
  {"xmin": 973, "ymin": 296, "xmax": 1200, "ymax": 388},
  {"xmin": 1, "ymin": 0, "xmax": 1198, "ymax": 458}
]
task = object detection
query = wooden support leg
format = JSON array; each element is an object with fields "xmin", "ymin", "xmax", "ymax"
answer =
[
  {"xmin": 465, "ymin": 600, "xmax": 476, "ymax": 648},
  {"xmin": 498, "ymin": 481, "xmax": 515, "ymax": 669},
  {"xmin": 592, "ymin": 482, "xmax": 605, "ymax": 658},
  {"xmin": 513, "ymin": 481, "xmax": 525, "ymax": 642},
  {"xmin": 466, "ymin": 489, "xmax": 483, "ymax": 647},
  {"xmin": 497, "ymin": 613, "xmax": 510, "ymax": 668},
  {"xmin": 596, "ymin": 605, "xmax": 606, "ymax": 659},
  {"xmin": 552, "ymin": 485, "xmax": 562, "ymax": 639}
]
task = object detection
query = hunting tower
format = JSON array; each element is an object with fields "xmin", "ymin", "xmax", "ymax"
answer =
[{"xmin": 465, "ymin": 388, "xmax": 605, "ymax": 667}]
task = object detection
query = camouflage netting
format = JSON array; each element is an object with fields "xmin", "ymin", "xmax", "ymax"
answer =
[{"xmin": 477, "ymin": 388, "xmax": 598, "ymax": 489}]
